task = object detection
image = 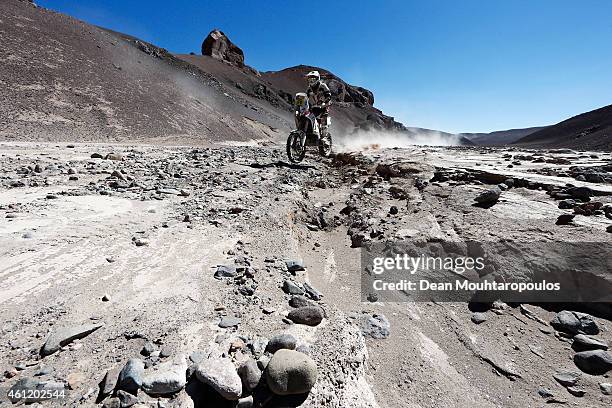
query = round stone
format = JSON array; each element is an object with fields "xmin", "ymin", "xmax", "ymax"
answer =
[{"xmin": 266, "ymin": 349, "xmax": 317, "ymax": 396}]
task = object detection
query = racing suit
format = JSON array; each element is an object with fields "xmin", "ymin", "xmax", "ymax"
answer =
[{"xmin": 306, "ymin": 81, "xmax": 332, "ymax": 139}]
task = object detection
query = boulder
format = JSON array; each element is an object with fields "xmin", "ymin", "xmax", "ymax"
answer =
[
  {"xmin": 40, "ymin": 323, "xmax": 103, "ymax": 356},
  {"xmin": 287, "ymin": 306, "xmax": 324, "ymax": 326},
  {"xmin": 99, "ymin": 367, "xmax": 120, "ymax": 399},
  {"xmin": 572, "ymin": 334, "xmax": 608, "ymax": 351},
  {"xmin": 202, "ymin": 29, "xmax": 244, "ymax": 67},
  {"xmin": 117, "ymin": 390, "xmax": 138, "ymax": 407},
  {"xmin": 218, "ymin": 316, "xmax": 241, "ymax": 328},
  {"xmin": 566, "ymin": 186, "xmax": 593, "ymax": 201},
  {"xmin": 553, "ymin": 370, "xmax": 580, "ymax": 387},
  {"xmin": 266, "ymin": 349, "xmax": 318, "ymax": 396},
  {"xmin": 142, "ymin": 355, "xmax": 188, "ymax": 395},
  {"xmin": 556, "ymin": 214, "xmax": 575, "ymax": 225},
  {"xmin": 237, "ymin": 358, "xmax": 261, "ymax": 392},
  {"xmin": 118, "ymin": 359, "xmax": 145, "ymax": 394},
  {"xmin": 265, "ymin": 333, "xmax": 297, "ymax": 354},
  {"xmin": 574, "ymin": 350, "xmax": 612, "ymax": 375},
  {"xmin": 282, "ymin": 280, "xmax": 304, "ymax": 295},
  {"xmin": 195, "ymin": 358, "xmax": 242, "ymax": 400},
  {"xmin": 550, "ymin": 311, "xmax": 599, "ymax": 335},
  {"xmin": 285, "ymin": 259, "xmax": 305, "ymax": 272},
  {"xmin": 474, "ymin": 187, "xmax": 501, "ymax": 205}
]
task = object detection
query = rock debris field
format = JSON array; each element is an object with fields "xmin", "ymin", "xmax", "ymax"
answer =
[{"xmin": 1, "ymin": 142, "xmax": 612, "ymax": 407}]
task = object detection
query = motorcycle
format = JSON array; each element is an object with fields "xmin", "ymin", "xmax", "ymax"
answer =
[{"xmin": 286, "ymin": 92, "xmax": 332, "ymax": 163}]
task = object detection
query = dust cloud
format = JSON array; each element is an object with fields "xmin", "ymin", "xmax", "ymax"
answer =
[{"xmin": 334, "ymin": 129, "xmax": 465, "ymax": 152}]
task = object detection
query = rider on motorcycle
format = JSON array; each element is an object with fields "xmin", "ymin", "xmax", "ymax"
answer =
[{"xmin": 305, "ymin": 71, "xmax": 332, "ymax": 141}]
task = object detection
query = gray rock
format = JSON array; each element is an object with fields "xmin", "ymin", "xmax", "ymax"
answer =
[
  {"xmin": 102, "ymin": 398, "xmax": 121, "ymax": 408},
  {"xmin": 566, "ymin": 186, "xmax": 593, "ymax": 200},
  {"xmin": 550, "ymin": 311, "xmax": 599, "ymax": 335},
  {"xmin": 282, "ymin": 280, "xmax": 304, "ymax": 295},
  {"xmin": 474, "ymin": 187, "xmax": 501, "ymax": 205},
  {"xmin": 141, "ymin": 341, "xmax": 156, "ymax": 356},
  {"xmin": 215, "ymin": 265, "xmax": 237, "ymax": 279},
  {"xmin": 99, "ymin": 367, "xmax": 120, "ymax": 398},
  {"xmin": 111, "ymin": 170, "xmax": 126, "ymax": 181},
  {"xmin": 303, "ymin": 282, "xmax": 322, "ymax": 300},
  {"xmin": 195, "ymin": 358, "xmax": 242, "ymax": 400},
  {"xmin": 504, "ymin": 178, "xmax": 514, "ymax": 188},
  {"xmin": 247, "ymin": 337, "xmax": 268, "ymax": 358},
  {"xmin": 266, "ymin": 333, "xmax": 297, "ymax": 354},
  {"xmin": 118, "ymin": 359, "xmax": 145, "ymax": 394},
  {"xmin": 600, "ymin": 382, "xmax": 612, "ymax": 395},
  {"xmin": 287, "ymin": 307, "xmax": 324, "ymax": 326},
  {"xmin": 351, "ymin": 313, "xmax": 390, "ymax": 339},
  {"xmin": 237, "ymin": 395, "xmax": 254, "ymax": 408},
  {"xmin": 142, "ymin": 355, "xmax": 188, "ymax": 395},
  {"xmin": 471, "ymin": 312, "xmax": 488, "ymax": 324},
  {"xmin": 157, "ymin": 188, "xmax": 181, "ymax": 195},
  {"xmin": 538, "ymin": 388, "xmax": 554, "ymax": 399},
  {"xmin": 237, "ymin": 358, "xmax": 261, "ymax": 391},
  {"xmin": 574, "ymin": 350, "xmax": 612, "ymax": 375},
  {"xmin": 289, "ymin": 295, "xmax": 318, "ymax": 309},
  {"xmin": 117, "ymin": 389, "xmax": 138, "ymax": 407},
  {"xmin": 189, "ymin": 350, "xmax": 207, "ymax": 364},
  {"xmin": 285, "ymin": 259, "xmax": 305, "ymax": 272},
  {"xmin": 40, "ymin": 323, "xmax": 103, "ymax": 356},
  {"xmin": 572, "ymin": 334, "xmax": 608, "ymax": 351},
  {"xmin": 202, "ymin": 29, "xmax": 245, "ymax": 67},
  {"xmin": 257, "ymin": 354, "xmax": 271, "ymax": 371},
  {"xmin": 558, "ymin": 199, "xmax": 577, "ymax": 209},
  {"xmin": 556, "ymin": 214, "xmax": 575, "ymax": 225},
  {"xmin": 553, "ymin": 370, "xmax": 580, "ymax": 387},
  {"xmin": 566, "ymin": 386, "xmax": 585, "ymax": 397},
  {"xmin": 266, "ymin": 349, "xmax": 318, "ymax": 396},
  {"xmin": 218, "ymin": 316, "xmax": 241, "ymax": 328},
  {"xmin": 159, "ymin": 347, "xmax": 172, "ymax": 358},
  {"xmin": 105, "ymin": 153, "xmax": 124, "ymax": 161}
]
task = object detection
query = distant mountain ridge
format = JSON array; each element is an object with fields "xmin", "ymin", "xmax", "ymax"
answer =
[
  {"xmin": 514, "ymin": 104, "xmax": 612, "ymax": 150},
  {"xmin": 460, "ymin": 127, "xmax": 546, "ymax": 145}
]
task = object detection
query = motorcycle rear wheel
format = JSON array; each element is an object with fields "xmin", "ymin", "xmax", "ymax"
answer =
[{"xmin": 286, "ymin": 131, "xmax": 306, "ymax": 163}]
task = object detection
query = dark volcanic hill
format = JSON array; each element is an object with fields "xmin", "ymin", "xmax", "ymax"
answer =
[
  {"xmin": 0, "ymin": 1, "xmax": 289, "ymax": 143},
  {"xmin": 514, "ymin": 104, "xmax": 612, "ymax": 150}
]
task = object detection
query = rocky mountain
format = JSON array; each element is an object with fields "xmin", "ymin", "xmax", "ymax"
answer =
[
  {"xmin": 460, "ymin": 126, "xmax": 546, "ymax": 146},
  {"xmin": 0, "ymin": 0, "xmax": 471, "ymax": 146},
  {"xmin": 514, "ymin": 104, "xmax": 612, "ymax": 150}
]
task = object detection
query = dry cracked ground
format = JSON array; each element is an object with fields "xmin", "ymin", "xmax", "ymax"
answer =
[{"xmin": 1, "ymin": 142, "xmax": 612, "ymax": 408}]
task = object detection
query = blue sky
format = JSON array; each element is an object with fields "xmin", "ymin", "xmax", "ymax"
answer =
[{"xmin": 38, "ymin": 0, "xmax": 612, "ymax": 133}]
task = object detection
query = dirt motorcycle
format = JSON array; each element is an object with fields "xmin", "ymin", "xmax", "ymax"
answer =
[{"xmin": 286, "ymin": 92, "xmax": 333, "ymax": 163}]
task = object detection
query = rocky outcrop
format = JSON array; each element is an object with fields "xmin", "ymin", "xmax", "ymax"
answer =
[
  {"xmin": 201, "ymin": 29, "xmax": 245, "ymax": 67},
  {"xmin": 326, "ymin": 78, "xmax": 374, "ymax": 105}
]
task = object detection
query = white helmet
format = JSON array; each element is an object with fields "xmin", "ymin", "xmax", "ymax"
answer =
[{"xmin": 306, "ymin": 70, "xmax": 320, "ymax": 86}]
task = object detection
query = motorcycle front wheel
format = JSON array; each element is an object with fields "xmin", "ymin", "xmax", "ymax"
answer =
[
  {"xmin": 318, "ymin": 133, "xmax": 332, "ymax": 157},
  {"xmin": 286, "ymin": 131, "xmax": 306, "ymax": 163}
]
